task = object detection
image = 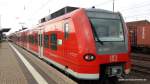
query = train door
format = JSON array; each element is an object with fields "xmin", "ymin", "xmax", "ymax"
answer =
[
  {"xmin": 38, "ymin": 29, "xmax": 44, "ymax": 58},
  {"xmin": 63, "ymin": 20, "xmax": 70, "ymax": 57}
]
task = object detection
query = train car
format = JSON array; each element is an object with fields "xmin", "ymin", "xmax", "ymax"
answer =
[
  {"xmin": 27, "ymin": 29, "xmax": 39, "ymax": 55},
  {"xmin": 16, "ymin": 31, "xmax": 21, "ymax": 45},
  {"xmin": 126, "ymin": 20, "xmax": 150, "ymax": 50},
  {"xmin": 9, "ymin": 6, "xmax": 131, "ymax": 80},
  {"xmin": 137, "ymin": 25, "xmax": 150, "ymax": 47},
  {"xmin": 19, "ymin": 30, "xmax": 27, "ymax": 48}
]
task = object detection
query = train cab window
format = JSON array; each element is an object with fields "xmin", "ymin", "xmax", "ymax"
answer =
[
  {"xmin": 44, "ymin": 35, "xmax": 49, "ymax": 48},
  {"xmin": 64, "ymin": 23, "xmax": 69, "ymax": 39},
  {"xmin": 50, "ymin": 33, "xmax": 57, "ymax": 50}
]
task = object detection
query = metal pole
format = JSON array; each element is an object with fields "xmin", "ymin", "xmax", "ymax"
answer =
[
  {"xmin": 113, "ymin": 0, "xmax": 115, "ymax": 12},
  {"xmin": 0, "ymin": 15, "xmax": 1, "ymax": 29},
  {"xmin": 49, "ymin": 9, "xmax": 51, "ymax": 13},
  {"xmin": 0, "ymin": 15, "xmax": 2, "ymax": 42}
]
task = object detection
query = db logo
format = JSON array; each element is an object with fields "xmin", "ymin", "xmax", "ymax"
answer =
[{"xmin": 110, "ymin": 55, "xmax": 118, "ymax": 62}]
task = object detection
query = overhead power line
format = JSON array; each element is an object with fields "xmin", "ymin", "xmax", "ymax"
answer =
[
  {"xmin": 121, "ymin": 3, "xmax": 150, "ymax": 12},
  {"xmin": 29, "ymin": 0, "xmax": 51, "ymax": 16},
  {"xmin": 119, "ymin": 0, "xmax": 150, "ymax": 11},
  {"xmin": 94, "ymin": 0, "xmax": 113, "ymax": 7},
  {"xmin": 26, "ymin": 0, "xmax": 53, "ymax": 22},
  {"xmin": 125, "ymin": 12, "xmax": 150, "ymax": 18}
]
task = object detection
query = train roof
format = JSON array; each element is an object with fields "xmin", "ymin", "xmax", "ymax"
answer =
[
  {"xmin": 86, "ymin": 8, "xmax": 116, "ymax": 14},
  {"xmin": 39, "ymin": 6, "xmax": 78, "ymax": 23},
  {"xmin": 86, "ymin": 8, "xmax": 121, "ymax": 19},
  {"xmin": 39, "ymin": 6, "xmax": 121, "ymax": 24}
]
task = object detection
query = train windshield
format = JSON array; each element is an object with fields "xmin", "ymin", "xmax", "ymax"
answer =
[
  {"xmin": 90, "ymin": 18, "xmax": 124, "ymax": 42},
  {"xmin": 86, "ymin": 10, "xmax": 127, "ymax": 54}
]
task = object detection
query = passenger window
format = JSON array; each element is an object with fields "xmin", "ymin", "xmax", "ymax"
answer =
[
  {"xmin": 35, "ymin": 34, "xmax": 38, "ymax": 44},
  {"xmin": 50, "ymin": 33, "xmax": 57, "ymax": 50},
  {"xmin": 44, "ymin": 35, "xmax": 49, "ymax": 48},
  {"xmin": 29, "ymin": 35, "xmax": 34, "ymax": 44},
  {"xmin": 64, "ymin": 23, "xmax": 69, "ymax": 39}
]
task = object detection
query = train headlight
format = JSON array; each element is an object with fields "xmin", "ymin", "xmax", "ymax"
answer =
[
  {"xmin": 84, "ymin": 54, "xmax": 96, "ymax": 61},
  {"xmin": 125, "ymin": 68, "xmax": 130, "ymax": 74}
]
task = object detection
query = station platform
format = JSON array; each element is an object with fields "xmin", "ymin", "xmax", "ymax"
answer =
[
  {"xmin": 0, "ymin": 42, "xmax": 28, "ymax": 84},
  {"xmin": 0, "ymin": 41, "xmax": 77, "ymax": 84}
]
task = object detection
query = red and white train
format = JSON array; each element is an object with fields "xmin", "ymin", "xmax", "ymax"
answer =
[{"xmin": 8, "ymin": 6, "xmax": 131, "ymax": 80}]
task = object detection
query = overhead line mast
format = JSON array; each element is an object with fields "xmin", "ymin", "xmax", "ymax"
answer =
[
  {"xmin": 0, "ymin": 15, "xmax": 1, "ymax": 29},
  {"xmin": 113, "ymin": 0, "xmax": 115, "ymax": 12}
]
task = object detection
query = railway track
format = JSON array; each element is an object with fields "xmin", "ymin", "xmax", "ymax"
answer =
[
  {"xmin": 131, "ymin": 53, "xmax": 150, "ymax": 74},
  {"xmin": 131, "ymin": 53, "xmax": 150, "ymax": 61},
  {"xmin": 132, "ymin": 64, "xmax": 150, "ymax": 74}
]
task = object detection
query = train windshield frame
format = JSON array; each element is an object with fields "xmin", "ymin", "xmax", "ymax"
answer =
[
  {"xmin": 89, "ymin": 18, "xmax": 124, "ymax": 42},
  {"xmin": 86, "ymin": 10, "xmax": 128, "ymax": 54}
]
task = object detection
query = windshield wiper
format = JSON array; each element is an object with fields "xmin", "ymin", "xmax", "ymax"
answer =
[
  {"xmin": 95, "ymin": 37, "xmax": 104, "ymax": 45},
  {"xmin": 89, "ymin": 21, "xmax": 104, "ymax": 45}
]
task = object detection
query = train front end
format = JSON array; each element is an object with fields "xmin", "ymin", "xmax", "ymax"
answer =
[
  {"xmin": 71, "ymin": 8, "xmax": 131, "ymax": 80},
  {"xmin": 86, "ymin": 9, "xmax": 131, "ymax": 79}
]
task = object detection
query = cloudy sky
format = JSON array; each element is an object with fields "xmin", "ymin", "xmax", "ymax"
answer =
[{"xmin": 0, "ymin": 0, "xmax": 150, "ymax": 34}]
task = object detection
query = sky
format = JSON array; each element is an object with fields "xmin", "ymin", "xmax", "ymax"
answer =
[{"xmin": 0, "ymin": 0, "xmax": 150, "ymax": 34}]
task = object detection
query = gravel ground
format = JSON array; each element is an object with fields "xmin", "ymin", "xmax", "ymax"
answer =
[{"xmin": 119, "ymin": 70, "xmax": 150, "ymax": 84}]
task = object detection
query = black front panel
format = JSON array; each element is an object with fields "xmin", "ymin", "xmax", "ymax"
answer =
[
  {"xmin": 96, "ymin": 42, "xmax": 127, "ymax": 54},
  {"xmin": 100, "ymin": 63, "xmax": 124, "ymax": 77}
]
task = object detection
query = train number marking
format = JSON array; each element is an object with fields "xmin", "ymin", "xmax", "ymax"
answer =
[{"xmin": 110, "ymin": 55, "xmax": 118, "ymax": 62}]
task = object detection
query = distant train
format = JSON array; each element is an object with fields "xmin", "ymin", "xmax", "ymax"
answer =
[
  {"xmin": 8, "ymin": 6, "xmax": 131, "ymax": 80},
  {"xmin": 126, "ymin": 20, "xmax": 150, "ymax": 51}
]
